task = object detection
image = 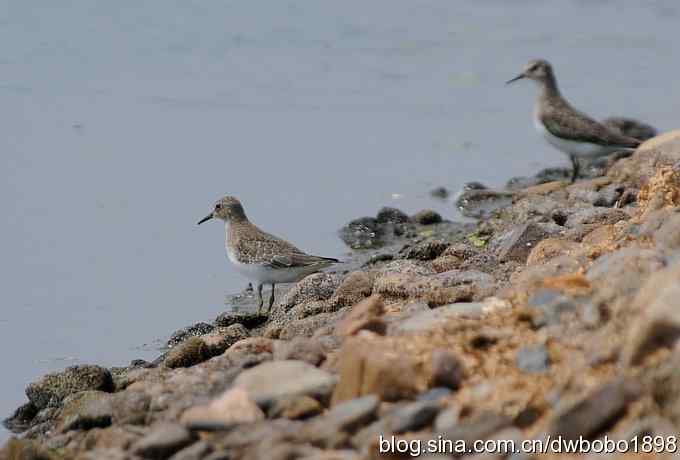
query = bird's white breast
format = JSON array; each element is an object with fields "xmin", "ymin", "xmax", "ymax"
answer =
[{"xmin": 223, "ymin": 222, "xmax": 319, "ymax": 284}]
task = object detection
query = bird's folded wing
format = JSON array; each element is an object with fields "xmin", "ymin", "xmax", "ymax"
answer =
[
  {"xmin": 269, "ymin": 253, "xmax": 329, "ymax": 269},
  {"xmin": 542, "ymin": 111, "xmax": 639, "ymax": 148}
]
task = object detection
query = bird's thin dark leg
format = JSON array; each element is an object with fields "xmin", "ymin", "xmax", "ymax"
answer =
[
  {"xmin": 256, "ymin": 283, "xmax": 264, "ymax": 314},
  {"xmin": 569, "ymin": 155, "xmax": 580, "ymax": 183},
  {"xmin": 267, "ymin": 283, "xmax": 276, "ymax": 313}
]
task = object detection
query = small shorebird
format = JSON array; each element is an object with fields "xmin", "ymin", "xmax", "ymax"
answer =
[
  {"xmin": 507, "ymin": 59, "xmax": 640, "ymax": 182},
  {"xmin": 198, "ymin": 196, "xmax": 339, "ymax": 314}
]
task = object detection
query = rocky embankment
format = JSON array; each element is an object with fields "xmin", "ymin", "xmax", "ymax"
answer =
[{"xmin": 4, "ymin": 131, "xmax": 680, "ymax": 460}]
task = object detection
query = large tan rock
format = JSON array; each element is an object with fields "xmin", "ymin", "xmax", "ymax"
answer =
[
  {"xmin": 180, "ymin": 387, "xmax": 264, "ymax": 429},
  {"xmin": 609, "ymin": 129, "xmax": 680, "ymax": 187},
  {"xmin": 622, "ymin": 260, "xmax": 680, "ymax": 366},
  {"xmin": 526, "ymin": 238, "xmax": 579, "ymax": 266},
  {"xmin": 331, "ymin": 336, "xmax": 426, "ymax": 405},
  {"xmin": 233, "ymin": 360, "xmax": 337, "ymax": 406},
  {"xmin": 330, "ymin": 271, "xmax": 375, "ymax": 307},
  {"xmin": 335, "ymin": 295, "xmax": 386, "ymax": 337},
  {"xmin": 637, "ymin": 166, "xmax": 680, "ymax": 218}
]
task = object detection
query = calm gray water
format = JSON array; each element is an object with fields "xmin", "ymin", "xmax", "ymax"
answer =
[{"xmin": 1, "ymin": 0, "xmax": 678, "ymax": 439}]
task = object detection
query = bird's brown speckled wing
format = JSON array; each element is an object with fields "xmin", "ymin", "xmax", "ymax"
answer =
[
  {"xmin": 230, "ymin": 222, "xmax": 337, "ymax": 267},
  {"xmin": 270, "ymin": 253, "xmax": 337, "ymax": 269},
  {"xmin": 540, "ymin": 103, "xmax": 640, "ymax": 148},
  {"xmin": 234, "ymin": 232, "xmax": 302, "ymax": 264}
]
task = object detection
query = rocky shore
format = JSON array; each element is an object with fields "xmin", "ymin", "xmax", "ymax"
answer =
[{"xmin": 4, "ymin": 130, "xmax": 680, "ymax": 460}]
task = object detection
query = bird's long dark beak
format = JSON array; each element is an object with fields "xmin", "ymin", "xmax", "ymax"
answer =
[
  {"xmin": 506, "ymin": 74, "xmax": 525, "ymax": 85},
  {"xmin": 197, "ymin": 213, "xmax": 214, "ymax": 225}
]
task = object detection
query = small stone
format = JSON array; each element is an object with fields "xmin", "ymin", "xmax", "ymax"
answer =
[
  {"xmin": 278, "ymin": 273, "xmax": 340, "ymax": 310},
  {"xmin": 273, "ymin": 337, "xmax": 326, "ymax": 366},
  {"xmin": 331, "ymin": 337, "xmax": 425, "ymax": 404},
  {"xmin": 622, "ymin": 270, "xmax": 680, "ymax": 366},
  {"xmin": 163, "ymin": 337, "xmax": 209, "ymax": 369},
  {"xmin": 226, "ymin": 337, "xmax": 274, "ymax": 355},
  {"xmin": 430, "ymin": 349, "xmax": 464, "ymax": 390},
  {"xmin": 413, "ymin": 209, "xmax": 443, "ymax": 225},
  {"xmin": 267, "ymin": 395, "xmax": 323, "ymax": 420},
  {"xmin": 486, "ymin": 427, "xmax": 527, "ymax": 459},
  {"xmin": 325, "ymin": 395, "xmax": 380, "ymax": 432},
  {"xmin": 278, "ymin": 312, "xmax": 342, "ymax": 340},
  {"xmin": 580, "ymin": 301, "xmax": 603, "ymax": 328},
  {"xmin": 456, "ymin": 187, "xmax": 514, "ymax": 219},
  {"xmin": 26, "ymin": 365, "xmax": 114, "ymax": 410},
  {"xmin": 214, "ymin": 311, "xmax": 268, "ymax": 329},
  {"xmin": 430, "ymin": 186, "xmax": 450, "ymax": 199},
  {"xmin": 565, "ymin": 207, "xmax": 629, "ymax": 228},
  {"xmin": 376, "ymin": 207, "xmax": 411, "ymax": 224},
  {"xmin": 434, "ymin": 405, "xmax": 461, "ymax": 431},
  {"xmin": 331, "ymin": 271, "xmax": 375, "ymax": 307},
  {"xmin": 516, "ymin": 345, "xmax": 549, "ymax": 373},
  {"xmin": 614, "ymin": 416, "xmax": 678, "ymax": 442},
  {"xmin": 404, "ymin": 240, "xmax": 449, "ymax": 261},
  {"xmin": 431, "ymin": 255, "xmax": 464, "ymax": 273},
  {"xmin": 201, "ymin": 323, "xmax": 250, "ymax": 356},
  {"xmin": 233, "ymin": 360, "xmax": 337, "ymax": 407},
  {"xmin": 439, "ymin": 412, "xmax": 512, "ymax": 445},
  {"xmin": 2, "ymin": 401, "xmax": 38, "ymax": 433},
  {"xmin": 526, "ymin": 238, "xmax": 578, "ymax": 265},
  {"xmin": 132, "ymin": 423, "xmax": 196, "ymax": 459},
  {"xmin": 403, "ymin": 301, "xmax": 429, "ymax": 314},
  {"xmin": 111, "ymin": 391, "xmax": 151, "ymax": 425},
  {"xmin": 418, "ymin": 387, "xmax": 452, "ymax": 402},
  {"xmin": 181, "ymin": 388, "xmax": 264, "ymax": 430},
  {"xmin": 374, "ymin": 271, "xmax": 473, "ymax": 307},
  {"xmin": 338, "ymin": 217, "xmax": 385, "ymax": 250},
  {"xmin": 495, "ymin": 222, "xmax": 561, "ymax": 263},
  {"xmin": 0, "ymin": 439, "xmax": 60, "ymax": 460},
  {"xmin": 654, "ymin": 212, "xmax": 680, "ymax": 251},
  {"xmin": 387, "ymin": 400, "xmax": 441, "ymax": 433},
  {"xmin": 436, "ymin": 269, "xmax": 497, "ymax": 300},
  {"xmin": 168, "ymin": 441, "xmax": 213, "ymax": 460},
  {"xmin": 593, "ymin": 184, "xmax": 625, "ymax": 207},
  {"xmin": 335, "ymin": 295, "xmax": 386, "ymax": 337},
  {"xmin": 363, "ymin": 253, "xmax": 394, "ymax": 266},
  {"xmin": 299, "ymin": 396, "xmax": 379, "ymax": 449},
  {"xmin": 394, "ymin": 302, "xmax": 485, "ymax": 333},
  {"xmin": 586, "ymin": 247, "xmax": 666, "ymax": 307},
  {"xmin": 167, "ymin": 322, "xmax": 214, "ymax": 347},
  {"xmin": 58, "ymin": 391, "xmax": 113, "ymax": 432},
  {"xmin": 549, "ymin": 378, "xmax": 642, "ymax": 440},
  {"xmin": 527, "ymin": 288, "xmax": 577, "ymax": 326},
  {"xmin": 351, "ymin": 418, "xmax": 392, "ymax": 451}
]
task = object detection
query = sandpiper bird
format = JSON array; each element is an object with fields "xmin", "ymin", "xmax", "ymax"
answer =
[
  {"xmin": 198, "ymin": 196, "xmax": 339, "ymax": 314},
  {"xmin": 507, "ymin": 59, "xmax": 641, "ymax": 183}
]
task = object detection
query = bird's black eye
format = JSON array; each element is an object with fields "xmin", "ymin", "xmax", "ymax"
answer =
[
  {"xmin": 215, "ymin": 203, "xmax": 222, "ymax": 210},
  {"xmin": 529, "ymin": 65, "xmax": 538, "ymax": 72}
]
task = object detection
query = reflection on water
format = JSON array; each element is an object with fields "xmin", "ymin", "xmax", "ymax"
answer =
[{"xmin": 1, "ymin": 0, "xmax": 678, "ymax": 440}]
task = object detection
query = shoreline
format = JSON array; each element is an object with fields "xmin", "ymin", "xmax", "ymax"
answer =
[{"xmin": 4, "ymin": 130, "xmax": 680, "ymax": 459}]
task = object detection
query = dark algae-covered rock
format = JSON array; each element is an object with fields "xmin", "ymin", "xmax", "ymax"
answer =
[
  {"xmin": 339, "ymin": 216, "xmax": 385, "ymax": 249},
  {"xmin": 167, "ymin": 322, "xmax": 214, "ymax": 348},
  {"xmin": 339, "ymin": 206, "xmax": 415, "ymax": 249},
  {"xmin": 214, "ymin": 311, "xmax": 268, "ymax": 329},
  {"xmin": 412, "ymin": 209, "xmax": 443, "ymax": 225},
  {"xmin": 25, "ymin": 365, "xmax": 114, "ymax": 410}
]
